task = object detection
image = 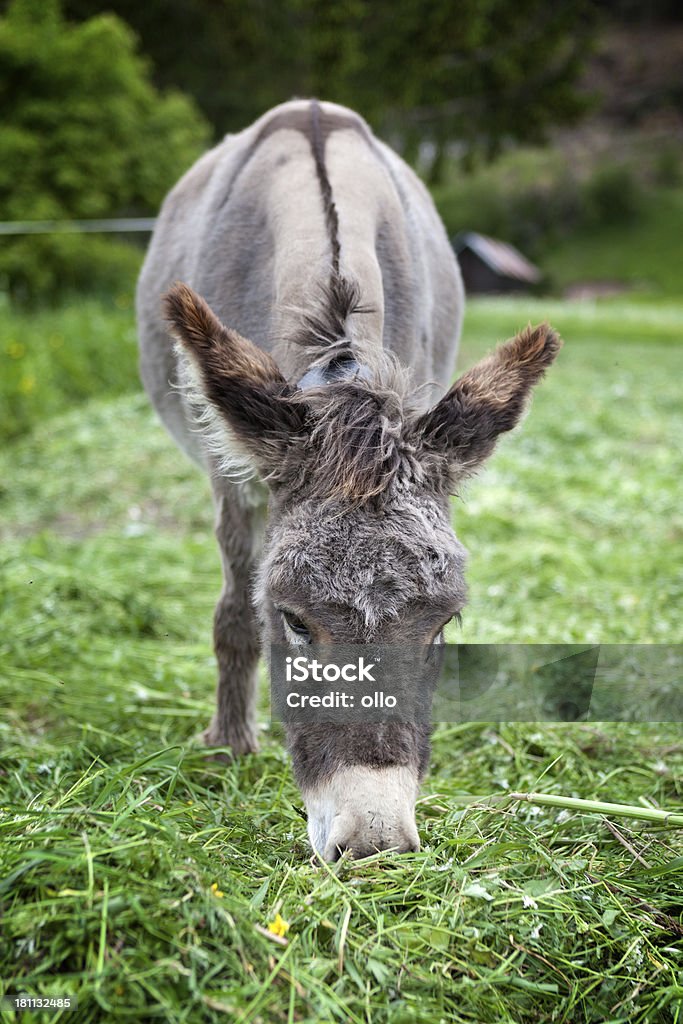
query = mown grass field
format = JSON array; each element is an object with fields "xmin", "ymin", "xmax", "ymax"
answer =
[{"xmin": 1, "ymin": 296, "xmax": 682, "ymax": 1023}]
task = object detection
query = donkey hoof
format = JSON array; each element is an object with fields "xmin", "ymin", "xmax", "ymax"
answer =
[{"xmin": 201, "ymin": 723, "xmax": 259, "ymax": 759}]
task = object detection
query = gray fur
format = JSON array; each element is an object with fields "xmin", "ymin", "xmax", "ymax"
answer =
[{"xmin": 137, "ymin": 99, "xmax": 560, "ymax": 860}]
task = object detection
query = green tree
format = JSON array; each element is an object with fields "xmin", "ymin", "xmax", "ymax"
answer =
[
  {"xmin": 298, "ymin": 0, "xmax": 597, "ymax": 177},
  {"xmin": 0, "ymin": 0, "xmax": 210, "ymax": 298},
  {"xmin": 62, "ymin": 0, "xmax": 596, "ymax": 179}
]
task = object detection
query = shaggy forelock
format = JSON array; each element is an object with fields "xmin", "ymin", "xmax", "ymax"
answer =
[
  {"xmin": 287, "ymin": 362, "xmax": 434, "ymax": 503},
  {"xmin": 257, "ymin": 492, "xmax": 467, "ymax": 630},
  {"xmin": 280, "ymin": 272, "xmax": 444, "ymax": 504}
]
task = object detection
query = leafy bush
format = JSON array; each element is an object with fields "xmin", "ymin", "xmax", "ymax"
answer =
[
  {"xmin": 0, "ymin": 0, "xmax": 210, "ymax": 301},
  {"xmin": 582, "ymin": 164, "xmax": 644, "ymax": 227},
  {"xmin": 433, "ymin": 153, "xmax": 643, "ymax": 259},
  {"xmin": 433, "ymin": 162, "xmax": 583, "ymax": 257}
]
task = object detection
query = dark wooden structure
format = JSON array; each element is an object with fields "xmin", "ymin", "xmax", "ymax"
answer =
[{"xmin": 453, "ymin": 232, "xmax": 542, "ymax": 294}]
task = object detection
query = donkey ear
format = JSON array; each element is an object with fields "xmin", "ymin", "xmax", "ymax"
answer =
[
  {"xmin": 163, "ymin": 282, "xmax": 308, "ymax": 480},
  {"xmin": 415, "ymin": 323, "xmax": 561, "ymax": 483}
]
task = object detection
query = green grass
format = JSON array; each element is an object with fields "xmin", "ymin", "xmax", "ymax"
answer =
[
  {"xmin": 0, "ymin": 292, "xmax": 139, "ymax": 442},
  {"xmin": 1, "ymin": 297, "xmax": 682, "ymax": 1023}
]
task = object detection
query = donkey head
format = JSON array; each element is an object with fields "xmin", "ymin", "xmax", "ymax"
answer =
[{"xmin": 164, "ymin": 282, "xmax": 561, "ymax": 860}]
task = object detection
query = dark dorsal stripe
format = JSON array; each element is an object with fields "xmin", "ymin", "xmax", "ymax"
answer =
[
  {"xmin": 218, "ymin": 100, "xmax": 370, "ymax": 268},
  {"xmin": 216, "ymin": 101, "xmax": 374, "ymax": 361},
  {"xmin": 309, "ymin": 99, "xmax": 341, "ymax": 277}
]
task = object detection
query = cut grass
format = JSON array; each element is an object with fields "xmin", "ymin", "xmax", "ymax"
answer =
[{"xmin": 0, "ymin": 296, "xmax": 681, "ymax": 1022}]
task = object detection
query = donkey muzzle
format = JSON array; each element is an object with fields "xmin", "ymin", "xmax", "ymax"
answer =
[{"xmin": 303, "ymin": 765, "xmax": 420, "ymax": 861}]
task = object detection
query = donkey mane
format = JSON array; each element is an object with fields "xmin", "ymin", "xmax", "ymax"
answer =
[
  {"xmin": 288, "ymin": 273, "xmax": 372, "ymax": 360},
  {"xmin": 289, "ymin": 346, "xmax": 430, "ymax": 506},
  {"xmin": 261, "ymin": 96, "xmax": 428, "ymax": 504},
  {"xmin": 284, "ymin": 274, "xmax": 429, "ymax": 504}
]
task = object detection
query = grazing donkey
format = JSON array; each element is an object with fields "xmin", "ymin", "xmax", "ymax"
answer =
[{"xmin": 137, "ymin": 99, "xmax": 560, "ymax": 861}]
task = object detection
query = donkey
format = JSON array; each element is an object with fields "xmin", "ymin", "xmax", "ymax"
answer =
[{"xmin": 137, "ymin": 99, "xmax": 560, "ymax": 861}]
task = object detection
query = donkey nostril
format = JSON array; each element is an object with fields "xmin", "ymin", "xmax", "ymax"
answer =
[
  {"xmin": 385, "ymin": 835, "xmax": 420, "ymax": 855},
  {"xmin": 324, "ymin": 837, "xmax": 376, "ymax": 861},
  {"xmin": 325, "ymin": 834, "xmax": 420, "ymax": 860},
  {"xmin": 349, "ymin": 842, "xmax": 381, "ymax": 860}
]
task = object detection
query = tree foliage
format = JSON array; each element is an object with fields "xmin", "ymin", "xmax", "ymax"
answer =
[
  {"xmin": 0, "ymin": 0, "xmax": 209, "ymax": 298},
  {"xmin": 63, "ymin": 0, "xmax": 597, "ymax": 168},
  {"xmin": 0, "ymin": 0, "xmax": 600, "ymax": 298}
]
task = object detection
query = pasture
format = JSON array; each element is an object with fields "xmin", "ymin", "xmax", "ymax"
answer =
[{"xmin": 1, "ymin": 296, "xmax": 681, "ymax": 1022}]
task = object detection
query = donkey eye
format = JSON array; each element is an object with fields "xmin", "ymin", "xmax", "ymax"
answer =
[{"xmin": 281, "ymin": 610, "xmax": 311, "ymax": 642}]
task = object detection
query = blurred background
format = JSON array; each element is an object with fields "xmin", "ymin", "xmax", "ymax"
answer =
[
  {"xmin": 1, "ymin": 0, "xmax": 682, "ymax": 436},
  {"xmin": 0, "ymin": 0, "xmax": 680, "ymax": 651},
  {"xmin": 0, "ymin": 0, "xmax": 681, "ymax": 436}
]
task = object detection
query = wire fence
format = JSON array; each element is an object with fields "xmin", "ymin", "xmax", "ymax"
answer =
[{"xmin": 0, "ymin": 219, "xmax": 157, "ymax": 235}]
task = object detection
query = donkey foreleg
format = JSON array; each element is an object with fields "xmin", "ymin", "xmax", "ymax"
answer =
[{"xmin": 204, "ymin": 480, "xmax": 264, "ymax": 756}]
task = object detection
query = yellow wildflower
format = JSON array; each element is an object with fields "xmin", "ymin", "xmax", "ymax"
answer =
[
  {"xmin": 267, "ymin": 913, "xmax": 290, "ymax": 937},
  {"xmin": 7, "ymin": 340, "xmax": 25, "ymax": 359},
  {"xmin": 210, "ymin": 882, "xmax": 224, "ymax": 898}
]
